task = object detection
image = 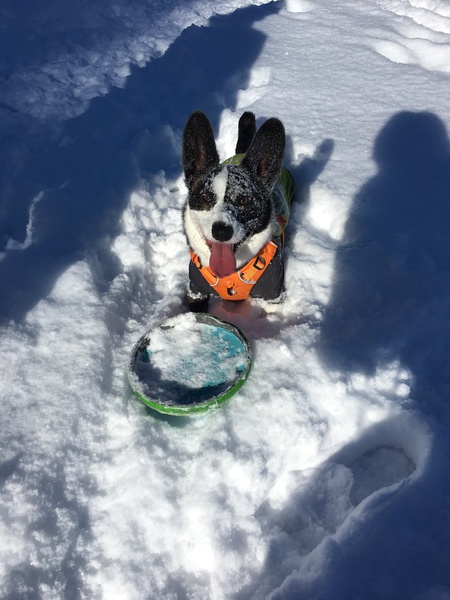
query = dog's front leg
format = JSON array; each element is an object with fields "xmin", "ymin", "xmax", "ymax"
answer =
[
  {"xmin": 186, "ymin": 288, "xmax": 210, "ymax": 313},
  {"xmin": 186, "ymin": 261, "xmax": 210, "ymax": 312}
]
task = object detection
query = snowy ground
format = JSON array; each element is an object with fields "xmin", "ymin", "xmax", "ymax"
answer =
[{"xmin": 1, "ymin": 0, "xmax": 450, "ymax": 598}]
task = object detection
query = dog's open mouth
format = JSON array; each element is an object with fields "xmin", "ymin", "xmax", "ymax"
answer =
[{"xmin": 207, "ymin": 241, "xmax": 237, "ymax": 278}]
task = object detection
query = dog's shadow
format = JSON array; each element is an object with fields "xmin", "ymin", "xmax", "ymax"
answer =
[
  {"xmin": 284, "ymin": 134, "xmax": 335, "ymax": 251},
  {"xmin": 286, "ymin": 135, "xmax": 335, "ymax": 201}
]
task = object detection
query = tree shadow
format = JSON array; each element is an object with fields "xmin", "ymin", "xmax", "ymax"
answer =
[
  {"xmin": 319, "ymin": 111, "xmax": 450, "ymax": 406},
  {"xmin": 0, "ymin": 2, "xmax": 280, "ymax": 324},
  {"xmin": 0, "ymin": 0, "xmax": 201, "ymax": 117}
]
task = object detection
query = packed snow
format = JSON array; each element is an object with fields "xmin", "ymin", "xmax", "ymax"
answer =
[{"xmin": 1, "ymin": 0, "xmax": 450, "ymax": 598}]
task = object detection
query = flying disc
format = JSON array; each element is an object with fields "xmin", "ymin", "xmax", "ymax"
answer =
[{"xmin": 128, "ymin": 313, "xmax": 252, "ymax": 416}]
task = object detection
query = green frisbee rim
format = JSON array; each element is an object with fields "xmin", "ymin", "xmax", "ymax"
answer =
[{"xmin": 127, "ymin": 313, "xmax": 252, "ymax": 416}]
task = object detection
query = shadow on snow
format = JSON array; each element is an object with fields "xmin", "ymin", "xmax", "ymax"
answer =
[
  {"xmin": 0, "ymin": 2, "xmax": 279, "ymax": 325},
  {"xmin": 319, "ymin": 110, "xmax": 450, "ymax": 406},
  {"xmin": 0, "ymin": 3, "xmax": 279, "ymax": 598},
  {"xmin": 313, "ymin": 111, "xmax": 450, "ymax": 599}
]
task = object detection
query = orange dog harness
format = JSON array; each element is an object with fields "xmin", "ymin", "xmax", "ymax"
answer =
[
  {"xmin": 190, "ymin": 240, "xmax": 279, "ymax": 301},
  {"xmin": 188, "ymin": 155, "xmax": 295, "ymax": 302}
]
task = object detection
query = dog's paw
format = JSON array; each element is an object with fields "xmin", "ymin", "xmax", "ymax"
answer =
[
  {"xmin": 253, "ymin": 290, "xmax": 286, "ymax": 315},
  {"xmin": 186, "ymin": 293, "xmax": 210, "ymax": 313}
]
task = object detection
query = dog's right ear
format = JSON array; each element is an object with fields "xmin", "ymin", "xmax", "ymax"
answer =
[
  {"xmin": 241, "ymin": 118, "xmax": 285, "ymax": 192},
  {"xmin": 182, "ymin": 112, "xmax": 220, "ymax": 188}
]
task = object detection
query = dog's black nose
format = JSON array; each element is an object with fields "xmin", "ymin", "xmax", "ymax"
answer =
[{"xmin": 212, "ymin": 221, "xmax": 233, "ymax": 242}]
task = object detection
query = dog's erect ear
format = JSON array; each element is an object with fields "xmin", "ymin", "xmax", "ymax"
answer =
[
  {"xmin": 182, "ymin": 112, "xmax": 220, "ymax": 188},
  {"xmin": 235, "ymin": 112, "xmax": 257, "ymax": 154},
  {"xmin": 241, "ymin": 118, "xmax": 285, "ymax": 191}
]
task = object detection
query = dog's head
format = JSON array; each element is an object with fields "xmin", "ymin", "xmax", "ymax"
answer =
[{"xmin": 182, "ymin": 111, "xmax": 285, "ymax": 278}]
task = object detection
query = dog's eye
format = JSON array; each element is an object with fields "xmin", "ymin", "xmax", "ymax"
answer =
[
  {"xmin": 239, "ymin": 196, "xmax": 250, "ymax": 205},
  {"xmin": 189, "ymin": 190, "xmax": 215, "ymax": 211},
  {"xmin": 200, "ymin": 192, "xmax": 214, "ymax": 204},
  {"xmin": 192, "ymin": 192, "xmax": 214, "ymax": 207}
]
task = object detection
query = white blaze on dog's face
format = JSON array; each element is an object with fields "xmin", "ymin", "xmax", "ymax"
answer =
[{"xmin": 183, "ymin": 163, "xmax": 274, "ymax": 278}]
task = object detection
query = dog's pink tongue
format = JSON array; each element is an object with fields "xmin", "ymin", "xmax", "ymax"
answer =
[{"xmin": 209, "ymin": 242, "xmax": 236, "ymax": 278}]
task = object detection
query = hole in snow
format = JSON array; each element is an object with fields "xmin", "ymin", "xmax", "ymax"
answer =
[{"xmin": 349, "ymin": 446, "xmax": 416, "ymax": 506}]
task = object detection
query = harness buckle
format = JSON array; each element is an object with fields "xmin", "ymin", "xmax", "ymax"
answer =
[{"xmin": 253, "ymin": 256, "xmax": 266, "ymax": 271}]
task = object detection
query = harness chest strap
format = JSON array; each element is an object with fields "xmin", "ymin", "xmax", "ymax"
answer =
[{"xmin": 190, "ymin": 240, "xmax": 278, "ymax": 301}]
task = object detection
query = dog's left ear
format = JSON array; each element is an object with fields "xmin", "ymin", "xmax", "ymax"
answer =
[
  {"xmin": 182, "ymin": 111, "xmax": 220, "ymax": 188},
  {"xmin": 241, "ymin": 118, "xmax": 285, "ymax": 191}
]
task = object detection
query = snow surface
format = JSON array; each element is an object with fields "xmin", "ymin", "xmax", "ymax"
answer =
[{"xmin": 1, "ymin": 0, "xmax": 450, "ymax": 598}]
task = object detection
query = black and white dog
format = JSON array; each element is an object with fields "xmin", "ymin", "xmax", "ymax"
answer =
[{"xmin": 182, "ymin": 111, "xmax": 292, "ymax": 312}]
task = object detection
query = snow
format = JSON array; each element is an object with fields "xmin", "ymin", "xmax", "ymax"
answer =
[{"xmin": 1, "ymin": 0, "xmax": 450, "ymax": 598}]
